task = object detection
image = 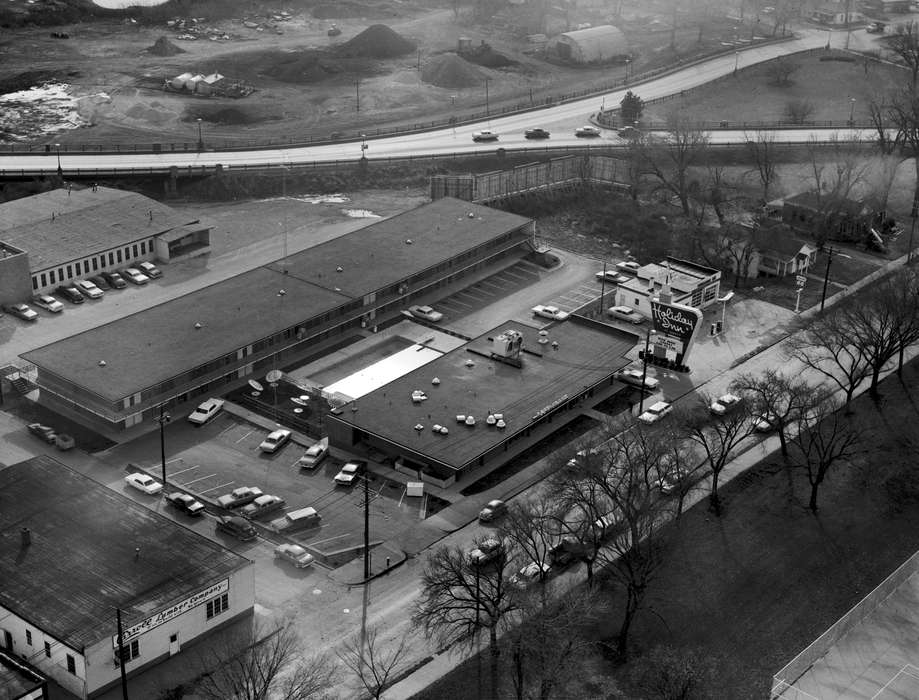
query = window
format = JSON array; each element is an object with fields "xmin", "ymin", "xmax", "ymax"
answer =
[
  {"xmin": 66, "ymin": 654, "xmax": 75, "ymax": 674},
  {"xmin": 44, "ymin": 641, "xmax": 51, "ymax": 658},
  {"xmin": 66, "ymin": 265, "xmax": 72, "ymax": 279},
  {"xmin": 205, "ymin": 593, "xmax": 229, "ymax": 620},
  {"xmin": 92, "ymin": 257, "xmax": 98, "ymax": 271},
  {"xmin": 74, "ymin": 261, "xmax": 81, "ymax": 275},
  {"xmin": 108, "ymin": 252, "xmax": 115, "ymax": 266},
  {"xmin": 32, "ymin": 277, "xmax": 38, "ymax": 290},
  {"xmin": 49, "ymin": 271, "xmax": 56, "ymax": 284},
  {"xmin": 26, "ymin": 630, "xmax": 32, "ymax": 645},
  {"xmin": 132, "ymin": 244, "xmax": 139, "ymax": 257},
  {"xmin": 116, "ymin": 639, "xmax": 139, "ymax": 664},
  {"xmin": 40, "ymin": 273, "xmax": 47, "ymax": 287},
  {"xmin": 140, "ymin": 241, "xmax": 147, "ymax": 254},
  {"xmin": 116, "ymin": 250, "xmax": 122, "ymax": 263}
]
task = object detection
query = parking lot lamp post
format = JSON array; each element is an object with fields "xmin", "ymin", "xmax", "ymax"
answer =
[
  {"xmin": 734, "ymin": 50, "xmax": 739, "ymax": 75},
  {"xmin": 196, "ymin": 118, "xmax": 203, "ymax": 151},
  {"xmin": 157, "ymin": 405, "xmax": 171, "ymax": 490},
  {"xmin": 55, "ymin": 143, "xmax": 62, "ymax": 178},
  {"xmin": 360, "ymin": 133, "xmax": 368, "ymax": 161},
  {"xmin": 639, "ymin": 328, "xmax": 655, "ymax": 415},
  {"xmin": 848, "ymin": 98, "xmax": 856, "ymax": 126},
  {"xmin": 484, "ymin": 78, "xmax": 491, "ymax": 118}
]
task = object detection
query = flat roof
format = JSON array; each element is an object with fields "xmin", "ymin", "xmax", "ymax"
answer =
[
  {"xmin": 324, "ymin": 343, "xmax": 443, "ymax": 402},
  {"xmin": 330, "ymin": 319, "xmax": 637, "ymax": 470},
  {"xmin": 0, "ymin": 456, "xmax": 250, "ymax": 651},
  {"xmin": 0, "ymin": 187, "xmax": 204, "ymax": 271},
  {"xmin": 22, "ymin": 198, "xmax": 532, "ymax": 402}
]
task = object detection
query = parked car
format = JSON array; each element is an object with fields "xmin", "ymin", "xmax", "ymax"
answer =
[
  {"xmin": 101, "ymin": 270, "xmax": 127, "ymax": 289},
  {"xmin": 241, "ymin": 494, "xmax": 286, "ymax": 518},
  {"xmin": 638, "ymin": 400, "xmax": 673, "ymax": 424},
  {"xmin": 165, "ymin": 491, "xmax": 205, "ymax": 516},
  {"xmin": 32, "ymin": 295, "xmax": 64, "ymax": 313},
  {"xmin": 3, "ymin": 303, "xmax": 38, "ymax": 321},
  {"xmin": 607, "ymin": 306, "xmax": 645, "ymax": 324},
  {"xmin": 27, "ymin": 423, "xmax": 57, "ymax": 443},
  {"xmin": 618, "ymin": 125, "xmax": 641, "ymax": 140},
  {"xmin": 472, "ymin": 130, "xmax": 499, "ymax": 142},
  {"xmin": 710, "ymin": 393, "xmax": 743, "ymax": 416},
  {"xmin": 524, "ymin": 128, "xmax": 550, "ymax": 139},
  {"xmin": 408, "ymin": 305, "xmax": 444, "ymax": 323},
  {"xmin": 657, "ymin": 467, "xmax": 688, "ymax": 495},
  {"xmin": 754, "ymin": 412, "xmax": 778, "ymax": 432},
  {"xmin": 137, "ymin": 261, "xmax": 162, "ymax": 278},
  {"xmin": 125, "ymin": 472, "xmax": 163, "ymax": 495},
  {"xmin": 87, "ymin": 275, "xmax": 110, "ymax": 291},
  {"xmin": 866, "ymin": 21, "xmax": 886, "ymax": 33},
  {"xmin": 217, "ymin": 486, "xmax": 264, "ymax": 509},
  {"xmin": 467, "ymin": 537, "xmax": 504, "ymax": 567},
  {"xmin": 615, "ymin": 368, "xmax": 660, "ymax": 390},
  {"xmin": 478, "ymin": 499, "xmax": 508, "ymax": 523},
  {"xmin": 616, "ymin": 261, "xmax": 641, "ymax": 275},
  {"xmin": 271, "ymin": 506, "xmax": 321, "ymax": 533},
  {"xmin": 595, "ymin": 270, "xmax": 630, "ymax": 284},
  {"xmin": 121, "ymin": 268, "xmax": 150, "ymax": 285},
  {"xmin": 216, "ymin": 515, "xmax": 258, "ymax": 541},
  {"xmin": 575, "ymin": 125, "xmax": 601, "ymax": 137},
  {"xmin": 531, "ymin": 304, "xmax": 570, "ymax": 321},
  {"xmin": 75, "ymin": 280, "xmax": 104, "ymax": 299},
  {"xmin": 296, "ymin": 440, "xmax": 329, "ymax": 470},
  {"xmin": 56, "ymin": 285, "xmax": 85, "ymax": 304},
  {"xmin": 259, "ymin": 429, "xmax": 292, "ymax": 453},
  {"xmin": 334, "ymin": 460, "xmax": 367, "ymax": 486},
  {"xmin": 274, "ymin": 543, "xmax": 315, "ymax": 568},
  {"xmin": 187, "ymin": 398, "xmax": 225, "ymax": 425},
  {"xmin": 548, "ymin": 536, "xmax": 593, "ymax": 567},
  {"xmin": 510, "ymin": 561, "xmax": 551, "ymax": 587}
]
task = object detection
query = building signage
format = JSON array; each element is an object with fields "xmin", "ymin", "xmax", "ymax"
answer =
[
  {"xmin": 113, "ymin": 579, "xmax": 230, "ymax": 647},
  {"xmin": 532, "ymin": 393, "xmax": 569, "ymax": 420},
  {"xmin": 652, "ymin": 335, "xmax": 683, "ymax": 354},
  {"xmin": 649, "ymin": 299, "xmax": 704, "ymax": 367}
]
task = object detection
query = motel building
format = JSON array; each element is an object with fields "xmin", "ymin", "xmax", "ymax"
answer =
[
  {"xmin": 0, "ymin": 457, "xmax": 254, "ymax": 698},
  {"xmin": 616, "ymin": 256, "xmax": 721, "ymax": 318}
]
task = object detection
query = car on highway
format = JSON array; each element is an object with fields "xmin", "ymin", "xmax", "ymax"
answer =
[
  {"xmin": 616, "ymin": 261, "xmax": 641, "ymax": 275},
  {"xmin": 615, "ymin": 368, "xmax": 660, "ymax": 390},
  {"xmin": 75, "ymin": 280, "xmax": 104, "ymax": 299},
  {"xmin": 87, "ymin": 275, "xmax": 110, "ymax": 291},
  {"xmin": 274, "ymin": 543, "xmax": 315, "ymax": 568},
  {"xmin": 101, "ymin": 270, "xmax": 128, "ymax": 289},
  {"xmin": 472, "ymin": 130, "xmax": 499, "ymax": 142},
  {"xmin": 27, "ymin": 423, "xmax": 57, "ymax": 443},
  {"xmin": 124, "ymin": 472, "xmax": 163, "ymax": 495},
  {"xmin": 618, "ymin": 125, "xmax": 641, "ymax": 140},
  {"xmin": 296, "ymin": 440, "xmax": 329, "ymax": 470},
  {"xmin": 408, "ymin": 305, "xmax": 444, "ymax": 323},
  {"xmin": 241, "ymin": 494, "xmax": 286, "ymax": 518},
  {"xmin": 478, "ymin": 499, "xmax": 508, "ymax": 523},
  {"xmin": 710, "ymin": 393, "xmax": 743, "ymax": 416},
  {"xmin": 334, "ymin": 460, "xmax": 367, "ymax": 487},
  {"xmin": 56, "ymin": 285, "xmax": 85, "ymax": 304},
  {"xmin": 524, "ymin": 128, "xmax": 550, "ymax": 139},
  {"xmin": 607, "ymin": 305, "xmax": 645, "ymax": 324},
  {"xmin": 467, "ymin": 537, "xmax": 504, "ymax": 567},
  {"xmin": 575, "ymin": 125, "xmax": 601, "ymax": 137},
  {"xmin": 638, "ymin": 400, "xmax": 673, "ymax": 424},
  {"xmin": 3, "ymin": 303, "xmax": 38, "ymax": 322},
  {"xmin": 32, "ymin": 295, "xmax": 64, "ymax": 313},
  {"xmin": 217, "ymin": 486, "xmax": 264, "ymax": 509},
  {"xmin": 187, "ymin": 398, "xmax": 225, "ymax": 425},
  {"xmin": 216, "ymin": 515, "xmax": 258, "ymax": 541},
  {"xmin": 138, "ymin": 261, "xmax": 162, "ymax": 278},
  {"xmin": 259, "ymin": 429, "xmax": 292, "ymax": 453},
  {"xmin": 595, "ymin": 270, "xmax": 630, "ymax": 285},
  {"xmin": 121, "ymin": 268, "xmax": 150, "ymax": 285},
  {"xmin": 165, "ymin": 491, "xmax": 205, "ymax": 516},
  {"xmin": 531, "ymin": 304, "xmax": 569, "ymax": 321}
]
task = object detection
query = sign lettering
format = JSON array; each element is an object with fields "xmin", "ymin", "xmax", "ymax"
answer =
[{"xmin": 532, "ymin": 394, "xmax": 569, "ymax": 420}]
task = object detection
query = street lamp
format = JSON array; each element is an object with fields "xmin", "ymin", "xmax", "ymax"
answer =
[
  {"xmin": 848, "ymin": 97, "xmax": 856, "ymax": 126},
  {"xmin": 638, "ymin": 328, "xmax": 656, "ymax": 415},
  {"xmin": 625, "ymin": 57, "xmax": 631, "ymax": 82},
  {"xmin": 484, "ymin": 77, "xmax": 491, "ymax": 118},
  {"xmin": 360, "ymin": 133, "xmax": 368, "ymax": 160},
  {"xmin": 196, "ymin": 118, "xmax": 203, "ymax": 151},
  {"xmin": 156, "ymin": 405, "xmax": 171, "ymax": 490},
  {"xmin": 734, "ymin": 50, "xmax": 740, "ymax": 75},
  {"xmin": 54, "ymin": 143, "xmax": 62, "ymax": 177}
]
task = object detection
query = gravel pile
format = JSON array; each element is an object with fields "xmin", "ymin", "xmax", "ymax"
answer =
[
  {"xmin": 421, "ymin": 53, "xmax": 485, "ymax": 88},
  {"xmin": 336, "ymin": 24, "xmax": 415, "ymax": 59},
  {"xmin": 148, "ymin": 36, "xmax": 184, "ymax": 56}
]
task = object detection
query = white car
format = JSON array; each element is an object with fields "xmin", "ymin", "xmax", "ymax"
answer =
[
  {"xmin": 334, "ymin": 460, "xmax": 366, "ymax": 486},
  {"xmin": 531, "ymin": 305, "xmax": 570, "ymax": 321},
  {"xmin": 217, "ymin": 486, "xmax": 264, "ymax": 509},
  {"xmin": 259, "ymin": 429, "xmax": 292, "ymax": 453},
  {"xmin": 125, "ymin": 472, "xmax": 163, "ymax": 495},
  {"xmin": 275, "ymin": 543, "xmax": 315, "ymax": 568},
  {"xmin": 296, "ymin": 440, "xmax": 329, "ymax": 469},
  {"xmin": 710, "ymin": 393, "xmax": 743, "ymax": 416},
  {"xmin": 595, "ymin": 270, "xmax": 630, "ymax": 285},
  {"xmin": 510, "ymin": 561, "xmax": 551, "ymax": 587},
  {"xmin": 575, "ymin": 125, "xmax": 601, "ymax": 137},
  {"xmin": 638, "ymin": 401, "xmax": 672, "ymax": 424},
  {"xmin": 616, "ymin": 368, "xmax": 660, "ymax": 390},
  {"xmin": 241, "ymin": 494, "xmax": 286, "ymax": 518},
  {"xmin": 754, "ymin": 412, "xmax": 778, "ymax": 432},
  {"xmin": 607, "ymin": 306, "xmax": 645, "ymax": 324},
  {"xmin": 32, "ymin": 295, "xmax": 64, "ymax": 313},
  {"xmin": 616, "ymin": 261, "xmax": 641, "ymax": 275},
  {"xmin": 188, "ymin": 398, "xmax": 225, "ymax": 425},
  {"xmin": 122, "ymin": 268, "xmax": 150, "ymax": 285},
  {"xmin": 658, "ymin": 468, "xmax": 687, "ymax": 495},
  {"xmin": 472, "ymin": 130, "xmax": 499, "ymax": 142},
  {"xmin": 75, "ymin": 280, "xmax": 104, "ymax": 299},
  {"xmin": 408, "ymin": 305, "xmax": 443, "ymax": 323}
]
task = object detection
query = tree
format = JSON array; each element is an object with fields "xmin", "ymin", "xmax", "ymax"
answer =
[
  {"xmin": 193, "ymin": 623, "xmax": 336, "ymax": 700},
  {"xmin": 628, "ymin": 645, "xmax": 719, "ymax": 699},
  {"xmin": 788, "ymin": 395, "xmax": 861, "ymax": 512},
  {"xmin": 641, "ymin": 111, "xmax": 709, "ymax": 216},
  {"xmin": 337, "ymin": 626, "xmax": 409, "ymax": 700},
  {"xmin": 744, "ymin": 130, "xmax": 779, "ymax": 203},
  {"xmin": 887, "ymin": 268, "xmax": 919, "ymax": 375},
  {"xmin": 678, "ymin": 395, "xmax": 756, "ymax": 515},
  {"xmin": 784, "ymin": 99, "xmax": 814, "ymax": 124},
  {"xmin": 620, "ymin": 90, "xmax": 644, "ymax": 125},
  {"xmin": 412, "ymin": 541, "xmax": 520, "ymax": 699},
  {"xmin": 887, "ymin": 21, "xmax": 919, "ymax": 89},
  {"xmin": 801, "ymin": 137, "xmax": 869, "ymax": 247},
  {"xmin": 719, "ymin": 223, "xmax": 763, "ymax": 287},
  {"xmin": 766, "ymin": 57, "xmax": 800, "ymax": 86},
  {"xmin": 499, "ymin": 495, "xmax": 558, "ymax": 600}
]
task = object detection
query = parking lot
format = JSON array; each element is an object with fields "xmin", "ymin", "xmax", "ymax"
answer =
[{"xmin": 432, "ymin": 258, "xmax": 542, "ymax": 323}]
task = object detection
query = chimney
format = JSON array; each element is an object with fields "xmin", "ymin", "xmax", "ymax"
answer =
[{"xmin": 21, "ymin": 527, "xmax": 31, "ymax": 546}]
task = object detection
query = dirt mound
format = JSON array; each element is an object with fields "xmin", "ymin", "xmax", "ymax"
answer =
[
  {"xmin": 336, "ymin": 24, "xmax": 415, "ymax": 59},
  {"xmin": 148, "ymin": 36, "xmax": 184, "ymax": 56},
  {"xmin": 421, "ymin": 53, "xmax": 485, "ymax": 88},
  {"xmin": 462, "ymin": 45, "xmax": 516, "ymax": 68}
]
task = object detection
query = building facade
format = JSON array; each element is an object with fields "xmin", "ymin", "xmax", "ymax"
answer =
[{"xmin": 616, "ymin": 257, "xmax": 721, "ymax": 317}]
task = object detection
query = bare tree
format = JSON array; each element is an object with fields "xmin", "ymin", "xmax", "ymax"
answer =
[
  {"xmin": 887, "ymin": 21, "xmax": 919, "ymax": 89},
  {"xmin": 744, "ymin": 130, "xmax": 780, "ymax": 203},
  {"xmin": 730, "ymin": 370, "xmax": 819, "ymax": 457},
  {"xmin": 720, "ymin": 223, "xmax": 763, "ymax": 287},
  {"xmin": 802, "ymin": 137, "xmax": 870, "ymax": 247},
  {"xmin": 678, "ymin": 395, "xmax": 756, "ymax": 515},
  {"xmin": 882, "ymin": 88, "xmax": 919, "ymax": 216},
  {"xmin": 641, "ymin": 111, "xmax": 709, "ymax": 216},
  {"xmin": 888, "ymin": 268, "xmax": 919, "ymax": 375},
  {"xmin": 696, "ymin": 165, "xmax": 734, "ymax": 226},
  {"xmin": 194, "ymin": 623, "xmax": 336, "ymax": 700},
  {"xmin": 865, "ymin": 154, "xmax": 905, "ymax": 213},
  {"xmin": 499, "ymin": 495, "xmax": 558, "ymax": 596},
  {"xmin": 766, "ymin": 57, "xmax": 800, "ymax": 86},
  {"xmin": 867, "ymin": 96, "xmax": 898, "ymax": 155},
  {"xmin": 628, "ymin": 645, "xmax": 719, "ymax": 700},
  {"xmin": 784, "ymin": 99, "xmax": 815, "ymax": 125},
  {"xmin": 788, "ymin": 395, "xmax": 861, "ymax": 512},
  {"xmin": 337, "ymin": 626, "xmax": 409, "ymax": 700}
]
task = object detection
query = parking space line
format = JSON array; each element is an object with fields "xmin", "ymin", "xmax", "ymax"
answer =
[
  {"xmin": 181, "ymin": 473, "xmax": 218, "ymax": 487},
  {"xmin": 308, "ymin": 532, "xmax": 351, "ymax": 546},
  {"xmin": 199, "ymin": 481, "xmax": 234, "ymax": 495},
  {"xmin": 397, "ymin": 488, "xmax": 406, "ymax": 508},
  {"xmin": 218, "ymin": 424, "xmax": 236, "ymax": 436},
  {"xmin": 235, "ymin": 430, "xmax": 253, "ymax": 444},
  {"xmin": 169, "ymin": 465, "xmax": 200, "ymax": 477},
  {"xmin": 165, "ymin": 457, "xmax": 184, "ymax": 465}
]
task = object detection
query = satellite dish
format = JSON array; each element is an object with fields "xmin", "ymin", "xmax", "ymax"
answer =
[
  {"xmin": 266, "ymin": 369, "xmax": 283, "ymax": 384},
  {"xmin": 248, "ymin": 379, "xmax": 264, "ymax": 392}
]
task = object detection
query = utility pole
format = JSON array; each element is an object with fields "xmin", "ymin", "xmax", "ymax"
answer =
[
  {"xmin": 484, "ymin": 78, "xmax": 491, "ymax": 118},
  {"xmin": 639, "ymin": 328, "xmax": 654, "ymax": 414},
  {"xmin": 157, "ymin": 405, "xmax": 170, "ymax": 489},
  {"xmin": 356, "ymin": 80, "xmax": 360, "ymax": 112},
  {"xmin": 115, "ymin": 609, "xmax": 130, "ymax": 700},
  {"xmin": 363, "ymin": 473, "xmax": 370, "ymax": 581},
  {"xmin": 820, "ymin": 246, "xmax": 835, "ymax": 311},
  {"xmin": 598, "ymin": 263, "xmax": 607, "ymax": 314}
]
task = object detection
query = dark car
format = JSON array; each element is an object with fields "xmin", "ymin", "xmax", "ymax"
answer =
[
  {"xmin": 165, "ymin": 491, "xmax": 206, "ymax": 517},
  {"xmin": 56, "ymin": 285, "xmax": 85, "ymax": 304},
  {"xmin": 88, "ymin": 275, "xmax": 111, "ymax": 290},
  {"xmin": 524, "ymin": 128, "xmax": 550, "ymax": 139},
  {"xmin": 3, "ymin": 303, "xmax": 39, "ymax": 322},
  {"xmin": 216, "ymin": 515, "xmax": 258, "ymax": 541},
  {"xmin": 101, "ymin": 271, "xmax": 127, "ymax": 289},
  {"xmin": 27, "ymin": 423, "xmax": 57, "ymax": 444}
]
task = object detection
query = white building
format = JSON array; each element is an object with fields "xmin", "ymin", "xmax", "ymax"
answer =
[
  {"xmin": 0, "ymin": 456, "xmax": 254, "ymax": 699},
  {"xmin": 548, "ymin": 25, "xmax": 630, "ymax": 63},
  {"xmin": 616, "ymin": 256, "xmax": 721, "ymax": 317}
]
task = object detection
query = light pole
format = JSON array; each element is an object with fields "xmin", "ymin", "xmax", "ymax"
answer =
[
  {"xmin": 196, "ymin": 118, "xmax": 203, "ymax": 151},
  {"xmin": 820, "ymin": 246, "xmax": 835, "ymax": 311},
  {"xmin": 848, "ymin": 97, "xmax": 856, "ymax": 126},
  {"xmin": 638, "ymin": 328, "xmax": 655, "ymax": 415},
  {"xmin": 156, "ymin": 405, "xmax": 171, "ymax": 490},
  {"xmin": 54, "ymin": 143, "xmax": 62, "ymax": 177},
  {"xmin": 360, "ymin": 133, "xmax": 368, "ymax": 160},
  {"xmin": 484, "ymin": 77, "xmax": 491, "ymax": 118},
  {"xmin": 734, "ymin": 50, "xmax": 739, "ymax": 74},
  {"xmin": 717, "ymin": 291, "xmax": 734, "ymax": 332},
  {"xmin": 625, "ymin": 57, "xmax": 631, "ymax": 82}
]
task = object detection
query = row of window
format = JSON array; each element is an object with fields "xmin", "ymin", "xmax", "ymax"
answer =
[
  {"xmin": 20, "ymin": 627, "xmax": 78, "ymax": 676},
  {"xmin": 31, "ymin": 239, "xmax": 154, "ymax": 290}
]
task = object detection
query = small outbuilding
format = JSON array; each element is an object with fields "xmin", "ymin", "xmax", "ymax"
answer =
[
  {"xmin": 196, "ymin": 72, "xmax": 226, "ymax": 96},
  {"xmin": 810, "ymin": 3, "xmax": 865, "ymax": 25},
  {"xmin": 548, "ymin": 25, "xmax": 629, "ymax": 64}
]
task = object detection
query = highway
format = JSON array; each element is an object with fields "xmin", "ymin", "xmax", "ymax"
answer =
[{"xmin": 0, "ymin": 28, "xmax": 874, "ymax": 177}]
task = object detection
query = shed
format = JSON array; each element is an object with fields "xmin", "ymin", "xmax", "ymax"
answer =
[
  {"xmin": 169, "ymin": 71, "xmax": 194, "ymax": 90},
  {"xmin": 548, "ymin": 25, "xmax": 629, "ymax": 63},
  {"xmin": 196, "ymin": 72, "xmax": 226, "ymax": 95}
]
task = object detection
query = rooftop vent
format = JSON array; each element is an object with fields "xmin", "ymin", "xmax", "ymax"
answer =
[
  {"xmin": 431, "ymin": 377, "xmax": 441, "ymax": 385},
  {"xmin": 467, "ymin": 212, "xmax": 475, "ymax": 218},
  {"xmin": 98, "ymin": 360, "xmax": 106, "ymax": 367},
  {"xmin": 414, "ymin": 423, "xmax": 424, "ymax": 431},
  {"xmin": 195, "ymin": 322, "xmax": 202, "ymax": 329},
  {"xmin": 405, "ymin": 239, "xmax": 413, "ymax": 244},
  {"xmin": 496, "ymin": 419, "xmax": 506, "ymax": 429},
  {"xmin": 465, "ymin": 415, "xmax": 476, "ymax": 426},
  {"xmin": 336, "ymin": 266, "xmax": 343, "ymax": 272},
  {"xmin": 456, "ymin": 414, "xmax": 466, "ymax": 423}
]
